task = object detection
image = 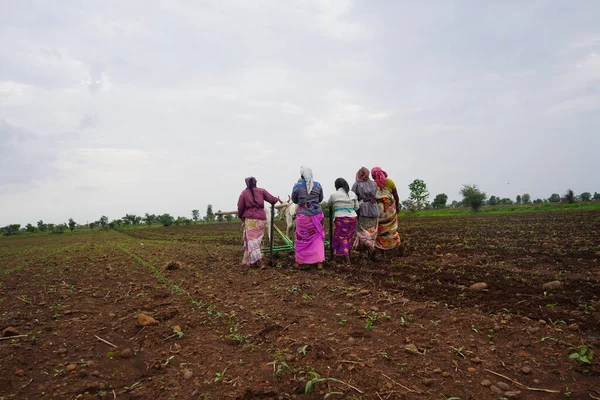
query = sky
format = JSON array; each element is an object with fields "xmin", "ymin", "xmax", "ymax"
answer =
[{"xmin": 1, "ymin": 0, "xmax": 600, "ymax": 226}]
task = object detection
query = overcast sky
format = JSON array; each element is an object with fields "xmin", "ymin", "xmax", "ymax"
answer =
[{"xmin": 1, "ymin": 0, "xmax": 599, "ymax": 226}]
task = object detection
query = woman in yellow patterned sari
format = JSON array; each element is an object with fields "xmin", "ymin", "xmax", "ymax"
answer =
[{"xmin": 371, "ymin": 167, "xmax": 400, "ymax": 254}]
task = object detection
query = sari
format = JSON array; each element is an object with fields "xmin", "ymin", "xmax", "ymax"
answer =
[
  {"xmin": 375, "ymin": 182, "xmax": 400, "ymax": 250},
  {"xmin": 242, "ymin": 219, "xmax": 266, "ymax": 265},
  {"xmin": 333, "ymin": 216, "xmax": 358, "ymax": 256},
  {"xmin": 295, "ymin": 213, "xmax": 325, "ymax": 264},
  {"xmin": 353, "ymin": 217, "xmax": 378, "ymax": 251}
]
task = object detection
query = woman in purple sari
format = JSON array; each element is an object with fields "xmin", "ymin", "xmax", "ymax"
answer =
[
  {"xmin": 328, "ymin": 178, "xmax": 359, "ymax": 264},
  {"xmin": 291, "ymin": 166, "xmax": 325, "ymax": 269}
]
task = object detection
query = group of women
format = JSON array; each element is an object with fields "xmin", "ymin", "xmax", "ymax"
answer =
[{"xmin": 237, "ymin": 166, "xmax": 401, "ymax": 268}]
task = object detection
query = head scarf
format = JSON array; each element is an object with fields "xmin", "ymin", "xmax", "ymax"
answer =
[
  {"xmin": 245, "ymin": 176, "xmax": 257, "ymax": 200},
  {"xmin": 371, "ymin": 167, "xmax": 388, "ymax": 189},
  {"xmin": 245, "ymin": 177, "xmax": 256, "ymax": 189},
  {"xmin": 356, "ymin": 167, "xmax": 370, "ymax": 182},
  {"xmin": 334, "ymin": 178, "xmax": 350, "ymax": 195},
  {"xmin": 300, "ymin": 166, "xmax": 314, "ymax": 194}
]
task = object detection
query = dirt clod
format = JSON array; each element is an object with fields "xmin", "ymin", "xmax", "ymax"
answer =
[
  {"xmin": 542, "ymin": 281, "xmax": 563, "ymax": 290},
  {"xmin": 504, "ymin": 390, "xmax": 521, "ymax": 398},
  {"xmin": 120, "ymin": 348, "xmax": 133, "ymax": 358},
  {"xmin": 66, "ymin": 363, "xmax": 77, "ymax": 372},
  {"xmin": 480, "ymin": 380, "xmax": 492, "ymax": 387},
  {"xmin": 467, "ymin": 367, "xmax": 477, "ymax": 373},
  {"xmin": 568, "ymin": 323, "xmax": 579, "ymax": 331},
  {"xmin": 14, "ymin": 369, "xmax": 25, "ymax": 377},
  {"xmin": 470, "ymin": 282, "xmax": 488, "ymax": 291},
  {"xmin": 165, "ymin": 261, "xmax": 183, "ymax": 270},
  {"xmin": 490, "ymin": 385, "xmax": 503, "ymax": 394},
  {"xmin": 183, "ymin": 369, "xmax": 194, "ymax": 380},
  {"xmin": 136, "ymin": 313, "xmax": 158, "ymax": 326},
  {"xmin": 2, "ymin": 327, "xmax": 20, "ymax": 337},
  {"xmin": 521, "ymin": 366, "xmax": 531, "ymax": 374},
  {"xmin": 496, "ymin": 382, "xmax": 510, "ymax": 391}
]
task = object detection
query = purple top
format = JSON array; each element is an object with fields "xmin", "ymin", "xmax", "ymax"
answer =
[{"xmin": 237, "ymin": 188, "xmax": 278, "ymax": 220}]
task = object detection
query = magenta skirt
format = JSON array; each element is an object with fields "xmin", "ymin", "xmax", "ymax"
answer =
[
  {"xmin": 294, "ymin": 213, "xmax": 325, "ymax": 264},
  {"xmin": 333, "ymin": 216, "xmax": 358, "ymax": 256}
]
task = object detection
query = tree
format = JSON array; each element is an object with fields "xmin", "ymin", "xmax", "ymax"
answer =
[
  {"xmin": 143, "ymin": 213, "xmax": 156, "ymax": 225},
  {"xmin": 37, "ymin": 220, "xmax": 47, "ymax": 232},
  {"xmin": 401, "ymin": 199, "xmax": 415, "ymax": 211},
  {"xmin": 460, "ymin": 184, "xmax": 487, "ymax": 212},
  {"xmin": 450, "ymin": 200, "xmax": 460, "ymax": 208},
  {"xmin": 408, "ymin": 179, "xmax": 429, "ymax": 211},
  {"xmin": 224, "ymin": 214, "xmax": 233, "ymax": 222},
  {"xmin": 158, "ymin": 214, "xmax": 174, "ymax": 226},
  {"xmin": 580, "ymin": 192, "xmax": 591, "ymax": 202},
  {"xmin": 522, "ymin": 193, "xmax": 531, "ymax": 204},
  {"xmin": 217, "ymin": 210, "xmax": 224, "ymax": 222},
  {"xmin": 25, "ymin": 223, "xmax": 36, "ymax": 233},
  {"xmin": 487, "ymin": 196, "xmax": 498, "ymax": 206},
  {"xmin": 89, "ymin": 222, "xmax": 96, "ymax": 230},
  {"xmin": 594, "ymin": 192, "xmax": 600, "ymax": 201},
  {"xmin": 548, "ymin": 193, "xmax": 561, "ymax": 203},
  {"xmin": 53, "ymin": 224, "xmax": 66, "ymax": 234},
  {"xmin": 431, "ymin": 193, "xmax": 448, "ymax": 209},
  {"xmin": 99, "ymin": 215, "xmax": 109, "ymax": 228},
  {"xmin": 499, "ymin": 198, "xmax": 513, "ymax": 205},
  {"xmin": 516, "ymin": 195, "xmax": 522, "ymax": 204},
  {"xmin": 533, "ymin": 198, "xmax": 543, "ymax": 204},
  {"xmin": 192, "ymin": 209, "xmax": 200, "ymax": 222},
  {"xmin": 564, "ymin": 189, "xmax": 576, "ymax": 204},
  {"xmin": 206, "ymin": 205, "xmax": 215, "ymax": 222},
  {"xmin": 68, "ymin": 218, "xmax": 76, "ymax": 232}
]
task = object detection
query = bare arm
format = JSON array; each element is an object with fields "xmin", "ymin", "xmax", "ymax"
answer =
[{"xmin": 392, "ymin": 187, "xmax": 400, "ymax": 211}]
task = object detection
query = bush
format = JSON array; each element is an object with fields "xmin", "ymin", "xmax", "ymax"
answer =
[{"xmin": 460, "ymin": 185, "xmax": 487, "ymax": 212}]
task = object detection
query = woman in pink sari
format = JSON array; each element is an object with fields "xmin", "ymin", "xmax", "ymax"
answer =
[
  {"xmin": 237, "ymin": 177, "xmax": 280, "ymax": 267},
  {"xmin": 291, "ymin": 166, "xmax": 325, "ymax": 269}
]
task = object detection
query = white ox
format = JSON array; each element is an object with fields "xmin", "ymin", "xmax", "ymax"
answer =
[{"xmin": 265, "ymin": 196, "xmax": 297, "ymax": 240}]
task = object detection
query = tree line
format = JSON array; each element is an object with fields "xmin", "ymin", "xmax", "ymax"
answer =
[
  {"xmin": 403, "ymin": 179, "xmax": 600, "ymax": 212},
  {"xmin": 1, "ymin": 205, "xmax": 236, "ymax": 236}
]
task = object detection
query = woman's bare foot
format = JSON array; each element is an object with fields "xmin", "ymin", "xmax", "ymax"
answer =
[
  {"xmin": 317, "ymin": 263, "xmax": 323, "ymax": 270},
  {"xmin": 343, "ymin": 255, "xmax": 350, "ymax": 264},
  {"xmin": 256, "ymin": 259, "xmax": 262, "ymax": 268}
]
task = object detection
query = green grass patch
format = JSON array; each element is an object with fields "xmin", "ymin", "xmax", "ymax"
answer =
[{"xmin": 399, "ymin": 202, "xmax": 600, "ymax": 217}]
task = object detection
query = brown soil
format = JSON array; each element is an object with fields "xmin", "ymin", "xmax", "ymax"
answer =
[{"xmin": 1, "ymin": 211, "xmax": 599, "ymax": 399}]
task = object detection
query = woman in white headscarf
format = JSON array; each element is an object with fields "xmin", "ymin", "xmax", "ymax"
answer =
[{"xmin": 291, "ymin": 166, "xmax": 325, "ymax": 269}]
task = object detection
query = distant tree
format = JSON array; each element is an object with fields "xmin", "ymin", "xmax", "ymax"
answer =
[
  {"xmin": 47, "ymin": 223, "xmax": 56, "ymax": 232},
  {"xmin": 25, "ymin": 223, "xmax": 36, "ymax": 233},
  {"xmin": 594, "ymin": 192, "xmax": 600, "ymax": 201},
  {"xmin": 533, "ymin": 198, "xmax": 543, "ymax": 204},
  {"xmin": 401, "ymin": 199, "xmax": 415, "ymax": 211},
  {"xmin": 89, "ymin": 222, "xmax": 96, "ymax": 230},
  {"xmin": 206, "ymin": 205, "xmax": 215, "ymax": 222},
  {"xmin": 408, "ymin": 179, "xmax": 429, "ymax": 211},
  {"xmin": 143, "ymin": 213, "xmax": 156, "ymax": 225},
  {"xmin": 1, "ymin": 224, "xmax": 21, "ymax": 236},
  {"xmin": 108, "ymin": 219, "xmax": 123, "ymax": 230},
  {"xmin": 192, "ymin": 209, "xmax": 200, "ymax": 222},
  {"xmin": 516, "ymin": 195, "xmax": 522, "ymax": 204},
  {"xmin": 564, "ymin": 189, "xmax": 576, "ymax": 204},
  {"xmin": 217, "ymin": 210, "xmax": 224, "ymax": 222},
  {"xmin": 450, "ymin": 200, "xmax": 460, "ymax": 208},
  {"xmin": 99, "ymin": 215, "xmax": 109, "ymax": 229},
  {"xmin": 499, "ymin": 198, "xmax": 514, "ymax": 205},
  {"xmin": 548, "ymin": 193, "xmax": 561, "ymax": 203},
  {"xmin": 487, "ymin": 196, "xmax": 498, "ymax": 206},
  {"xmin": 37, "ymin": 220, "xmax": 47, "ymax": 232},
  {"xmin": 580, "ymin": 192, "xmax": 591, "ymax": 202},
  {"xmin": 53, "ymin": 224, "xmax": 66, "ymax": 234},
  {"xmin": 522, "ymin": 193, "xmax": 531, "ymax": 204},
  {"xmin": 224, "ymin": 214, "xmax": 233, "ymax": 222},
  {"xmin": 431, "ymin": 193, "xmax": 448, "ymax": 209},
  {"xmin": 68, "ymin": 218, "xmax": 76, "ymax": 232},
  {"xmin": 460, "ymin": 184, "xmax": 487, "ymax": 212},
  {"xmin": 158, "ymin": 213, "xmax": 175, "ymax": 226}
]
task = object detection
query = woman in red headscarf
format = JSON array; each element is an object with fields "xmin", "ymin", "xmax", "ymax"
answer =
[
  {"xmin": 371, "ymin": 167, "xmax": 400, "ymax": 254},
  {"xmin": 237, "ymin": 177, "xmax": 280, "ymax": 267}
]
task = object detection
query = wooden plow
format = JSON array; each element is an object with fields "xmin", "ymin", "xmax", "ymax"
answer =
[{"xmin": 216, "ymin": 205, "xmax": 334, "ymax": 266}]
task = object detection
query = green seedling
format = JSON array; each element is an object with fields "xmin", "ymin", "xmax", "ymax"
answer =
[
  {"xmin": 450, "ymin": 346, "xmax": 472, "ymax": 359},
  {"xmin": 579, "ymin": 303, "xmax": 595, "ymax": 313},
  {"xmin": 214, "ymin": 366, "xmax": 228, "ymax": 383},
  {"xmin": 569, "ymin": 345, "xmax": 594, "ymax": 364},
  {"xmin": 299, "ymin": 345, "xmax": 310, "ymax": 356}
]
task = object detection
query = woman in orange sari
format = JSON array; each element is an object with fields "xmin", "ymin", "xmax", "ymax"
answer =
[{"xmin": 371, "ymin": 167, "xmax": 400, "ymax": 255}]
